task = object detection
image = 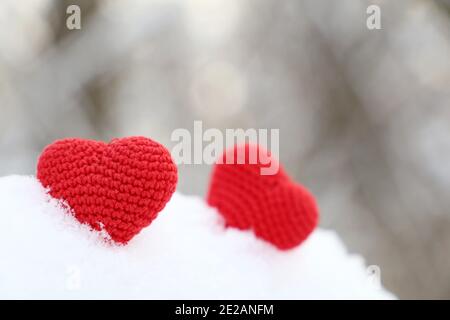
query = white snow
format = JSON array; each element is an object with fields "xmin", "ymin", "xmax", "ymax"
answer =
[{"xmin": 0, "ymin": 175, "xmax": 394, "ymax": 299}]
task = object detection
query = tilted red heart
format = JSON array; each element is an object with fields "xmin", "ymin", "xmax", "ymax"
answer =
[
  {"xmin": 37, "ymin": 137, "xmax": 177, "ymax": 244},
  {"xmin": 207, "ymin": 144, "xmax": 318, "ymax": 250}
]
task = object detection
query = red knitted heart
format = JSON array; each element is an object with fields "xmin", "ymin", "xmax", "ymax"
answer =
[
  {"xmin": 37, "ymin": 137, "xmax": 177, "ymax": 244},
  {"xmin": 207, "ymin": 144, "xmax": 318, "ymax": 250}
]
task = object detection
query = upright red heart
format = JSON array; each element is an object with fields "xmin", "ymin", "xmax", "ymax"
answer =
[
  {"xmin": 207, "ymin": 144, "xmax": 318, "ymax": 250},
  {"xmin": 37, "ymin": 137, "xmax": 177, "ymax": 244}
]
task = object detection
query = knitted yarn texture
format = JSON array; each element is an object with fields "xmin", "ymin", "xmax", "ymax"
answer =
[
  {"xmin": 207, "ymin": 144, "xmax": 318, "ymax": 250},
  {"xmin": 37, "ymin": 137, "xmax": 177, "ymax": 244}
]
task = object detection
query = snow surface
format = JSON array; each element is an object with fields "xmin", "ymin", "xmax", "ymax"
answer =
[{"xmin": 0, "ymin": 175, "xmax": 394, "ymax": 299}]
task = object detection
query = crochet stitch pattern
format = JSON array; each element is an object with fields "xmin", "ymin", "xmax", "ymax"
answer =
[
  {"xmin": 37, "ymin": 137, "xmax": 177, "ymax": 244},
  {"xmin": 207, "ymin": 144, "xmax": 318, "ymax": 250}
]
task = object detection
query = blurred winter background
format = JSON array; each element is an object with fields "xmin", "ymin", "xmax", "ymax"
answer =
[{"xmin": 1, "ymin": 0, "xmax": 449, "ymax": 298}]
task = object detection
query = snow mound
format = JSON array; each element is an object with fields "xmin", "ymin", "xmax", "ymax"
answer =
[{"xmin": 0, "ymin": 175, "xmax": 394, "ymax": 299}]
